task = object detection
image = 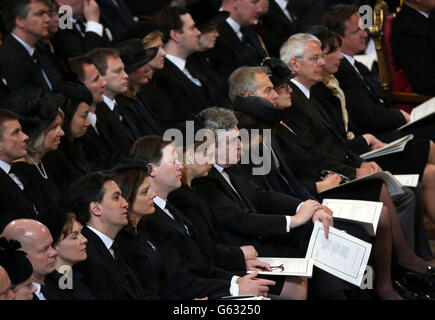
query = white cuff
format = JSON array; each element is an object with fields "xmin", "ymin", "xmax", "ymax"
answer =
[
  {"xmin": 85, "ymin": 21, "xmax": 103, "ymax": 37},
  {"xmin": 285, "ymin": 216, "xmax": 291, "ymax": 232},
  {"xmin": 230, "ymin": 276, "xmax": 240, "ymax": 296}
]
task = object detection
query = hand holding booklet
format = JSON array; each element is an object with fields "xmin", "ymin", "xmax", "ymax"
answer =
[
  {"xmin": 397, "ymin": 97, "xmax": 435, "ymax": 130},
  {"xmin": 305, "ymin": 221, "xmax": 372, "ymax": 287},
  {"xmin": 322, "ymin": 198, "xmax": 382, "ymax": 236},
  {"xmin": 359, "ymin": 134, "xmax": 413, "ymax": 160}
]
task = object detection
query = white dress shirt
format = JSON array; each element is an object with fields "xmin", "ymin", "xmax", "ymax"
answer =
[
  {"xmin": 225, "ymin": 17, "xmax": 243, "ymax": 41},
  {"xmin": 275, "ymin": 0, "xmax": 293, "ymax": 21},
  {"xmin": 11, "ymin": 33, "xmax": 53, "ymax": 90},
  {"xmin": 165, "ymin": 54, "xmax": 202, "ymax": 87},
  {"xmin": 32, "ymin": 282, "xmax": 46, "ymax": 300},
  {"xmin": 87, "ymin": 225, "xmax": 115, "ymax": 258},
  {"xmin": 291, "ymin": 78, "xmax": 310, "ymax": 99},
  {"xmin": 0, "ymin": 160, "xmax": 24, "ymax": 190}
]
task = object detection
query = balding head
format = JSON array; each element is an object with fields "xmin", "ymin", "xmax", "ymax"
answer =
[{"xmin": 2, "ymin": 219, "xmax": 57, "ymax": 283}]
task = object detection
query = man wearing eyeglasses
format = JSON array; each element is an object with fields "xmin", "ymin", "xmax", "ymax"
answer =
[{"xmin": 0, "ymin": 0, "xmax": 63, "ymax": 92}]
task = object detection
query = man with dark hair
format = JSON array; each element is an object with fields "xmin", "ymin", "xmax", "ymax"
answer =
[
  {"xmin": 66, "ymin": 170, "xmax": 145, "ymax": 300},
  {"xmin": 391, "ymin": 0, "xmax": 435, "ymax": 96},
  {"xmin": 322, "ymin": 4, "xmax": 435, "ymax": 142},
  {"xmin": 86, "ymin": 47, "xmax": 141, "ymax": 159},
  {"xmin": 130, "ymin": 135, "xmax": 291, "ymax": 299},
  {"xmin": 68, "ymin": 55, "xmax": 113, "ymax": 170},
  {"xmin": 152, "ymin": 6, "xmax": 217, "ymax": 123},
  {"xmin": 0, "ymin": 0, "xmax": 63, "ymax": 91},
  {"xmin": 0, "ymin": 109, "xmax": 37, "ymax": 231}
]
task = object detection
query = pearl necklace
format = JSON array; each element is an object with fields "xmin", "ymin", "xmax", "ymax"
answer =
[{"xmin": 29, "ymin": 157, "xmax": 48, "ymax": 180}]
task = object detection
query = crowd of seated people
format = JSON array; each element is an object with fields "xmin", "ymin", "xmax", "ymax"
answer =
[{"xmin": 0, "ymin": 0, "xmax": 434, "ymax": 301}]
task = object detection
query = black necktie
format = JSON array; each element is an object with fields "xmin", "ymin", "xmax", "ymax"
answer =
[
  {"xmin": 223, "ymin": 168, "xmax": 257, "ymax": 213},
  {"xmin": 164, "ymin": 202, "xmax": 192, "ymax": 237},
  {"xmin": 75, "ymin": 20, "xmax": 86, "ymax": 37},
  {"xmin": 112, "ymin": 103, "xmax": 123, "ymax": 122},
  {"xmin": 32, "ymin": 49, "xmax": 53, "ymax": 91},
  {"xmin": 110, "ymin": 242, "xmax": 141, "ymax": 296}
]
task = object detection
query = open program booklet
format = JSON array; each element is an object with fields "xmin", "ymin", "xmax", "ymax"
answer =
[
  {"xmin": 397, "ymin": 97, "xmax": 435, "ymax": 130},
  {"xmin": 359, "ymin": 134, "xmax": 413, "ymax": 160},
  {"xmin": 305, "ymin": 221, "xmax": 372, "ymax": 287},
  {"xmin": 320, "ymin": 171, "xmax": 405, "ymax": 197},
  {"xmin": 322, "ymin": 198, "xmax": 382, "ymax": 236}
]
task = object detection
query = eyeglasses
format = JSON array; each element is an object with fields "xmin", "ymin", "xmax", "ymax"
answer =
[
  {"xmin": 295, "ymin": 54, "xmax": 326, "ymax": 63},
  {"xmin": 320, "ymin": 170, "xmax": 350, "ymax": 183},
  {"xmin": 270, "ymin": 264, "xmax": 285, "ymax": 272}
]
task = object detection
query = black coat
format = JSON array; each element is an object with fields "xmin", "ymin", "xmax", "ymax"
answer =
[
  {"xmin": 192, "ymin": 165, "xmax": 304, "ymax": 258},
  {"xmin": 0, "ymin": 34, "xmax": 62, "ymax": 92},
  {"xmin": 203, "ymin": 22, "xmax": 266, "ymax": 91},
  {"xmin": 392, "ymin": 4, "xmax": 435, "ymax": 96},
  {"xmin": 255, "ymin": 0, "xmax": 299, "ymax": 57},
  {"xmin": 44, "ymin": 269, "xmax": 96, "ymax": 300},
  {"xmin": 143, "ymin": 204, "xmax": 235, "ymax": 300},
  {"xmin": 152, "ymin": 58, "xmax": 215, "ymax": 123},
  {"xmin": 73, "ymin": 226, "xmax": 145, "ymax": 300},
  {"xmin": 80, "ymin": 125, "xmax": 115, "ymax": 171},
  {"xmin": 334, "ymin": 57, "xmax": 406, "ymax": 135},
  {"xmin": 0, "ymin": 167, "xmax": 37, "ymax": 231},
  {"xmin": 50, "ymin": 18, "xmax": 111, "ymax": 61},
  {"xmin": 168, "ymin": 184, "xmax": 246, "ymax": 272}
]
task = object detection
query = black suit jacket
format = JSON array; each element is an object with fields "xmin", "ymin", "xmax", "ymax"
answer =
[
  {"xmin": 168, "ymin": 184, "xmax": 245, "ymax": 272},
  {"xmin": 255, "ymin": 0, "xmax": 299, "ymax": 57},
  {"xmin": 143, "ymin": 204, "xmax": 235, "ymax": 299},
  {"xmin": 203, "ymin": 21, "xmax": 266, "ymax": 90},
  {"xmin": 0, "ymin": 168, "xmax": 37, "ymax": 231},
  {"xmin": 80, "ymin": 124, "xmax": 115, "ymax": 171},
  {"xmin": 74, "ymin": 226, "xmax": 144, "ymax": 300},
  {"xmin": 334, "ymin": 57, "xmax": 406, "ymax": 135},
  {"xmin": 153, "ymin": 58, "xmax": 215, "ymax": 123},
  {"xmin": 94, "ymin": 100, "xmax": 139, "ymax": 158},
  {"xmin": 0, "ymin": 34, "xmax": 62, "ymax": 92},
  {"xmin": 192, "ymin": 165, "xmax": 304, "ymax": 257},
  {"xmin": 50, "ymin": 19, "xmax": 111, "ymax": 61},
  {"xmin": 392, "ymin": 4, "xmax": 435, "ymax": 96},
  {"xmin": 97, "ymin": 0, "xmax": 135, "ymax": 42}
]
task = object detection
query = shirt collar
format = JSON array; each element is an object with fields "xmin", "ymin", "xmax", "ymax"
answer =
[
  {"xmin": 153, "ymin": 196, "xmax": 167, "ymax": 211},
  {"xmin": 275, "ymin": 0, "xmax": 289, "ymax": 11},
  {"xmin": 87, "ymin": 225, "xmax": 114, "ymax": 251},
  {"xmin": 0, "ymin": 160, "xmax": 11, "ymax": 174},
  {"xmin": 103, "ymin": 95, "xmax": 116, "ymax": 111},
  {"xmin": 341, "ymin": 52, "xmax": 355, "ymax": 66},
  {"xmin": 165, "ymin": 54, "xmax": 186, "ymax": 72},
  {"xmin": 11, "ymin": 33, "xmax": 35, "ymax": 56},
  {"xmin": 226, "ymin": 17, "xmax": 241, "ymax": 34},
  {"xmin": 291, "ymin": 79, "xmax": 310, "ymax": 99},
  {"xmin": 213, "ymin": 164, "xmax": 225, "ymax": 173},
  {"xmin": 417, "ymin": 10, "xmax": 430, "ymax": 18}
]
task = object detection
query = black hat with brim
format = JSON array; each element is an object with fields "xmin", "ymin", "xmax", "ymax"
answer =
[
  {"xmin": 187, "ymin": 1, "xmax": 229, "ymax": 30},
  {"xmin": 233, "ymin": 96, "xmax": 284, "ymax": 126},
  {"xmin": 117, "ymin": 39, "xmax": 159, "ymax": 74},
  {"xmin": 37, "ymin": 205, "xmax": 68, "ymax": 245},
  {"xmin": 0, "ymin": 237, "xmax": 33, "ymax": 285}
]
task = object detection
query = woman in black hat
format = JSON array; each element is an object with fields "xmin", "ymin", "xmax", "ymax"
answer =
[
  {"xmin": 44, "ymin": 82, "xmax": 93, "ymax": 197},
  {"xmin": 0, "ymin": 237, "xmax": 35, "ymax": 300},
  {"xmin": 116, "ymin": 39, "xmax": 163, "ymax": 136},
  {"xmin": 10, "ymin": 88, "xmax": 65, "ymax": 212}
]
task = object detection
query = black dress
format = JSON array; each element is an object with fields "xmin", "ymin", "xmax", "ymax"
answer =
[
  {"xmin": 13, "ymin": 161, "xmax": 61, "ymax": 212},
  {"xmin": 43, "ymin": 140, "xmax": 91, "ymax": 198},
  {"xmin": 44, "ymin": 269, "xmax": 96, "ymax": 300}
]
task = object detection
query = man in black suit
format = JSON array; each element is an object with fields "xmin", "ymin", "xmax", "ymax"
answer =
[
  {"xmin": 203, "ymin": 0, "xmax": 267, "ymax": 89},
  {"xmin": 0, "ymin": 0, "xmax": 63, "ymax": 92},
  {"xmin": 152, "ymin": 6, "xmax": 217, "ymax": 123},
  {"xmin": 0, "ymin": 109, "xmax": 37, "ymax": 231},
  {"xmin": 69, "ymin": 55, "xmax": 114, "ymax": 170},
  {"xmin": 255, "ymin": 0, "xmax": 299, "ymax": 57},
  {"xmin": 1, "ymin": 219, "xmax": 59, "ymax": 300},
  {"xmin": 392, "ymin": 0, "xmax": 435, "ymax": 96},
  {"xmin": 87, "ymin": 47, "xmax": 141, "ymax": 158},
  {"xmin": 52, "ymin": 0, "xmax": 112, "ymax": 62},
  {"xmin": 129, "ymin": 136, "xmax": 284, "ymax": 299},
  {"xmin": 323, "ymin": 4, "xmax": 435, "ymax": 143},
  {"xmin": 66, "ymin": 171, "xmax": 145, "ymax": 299}
]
